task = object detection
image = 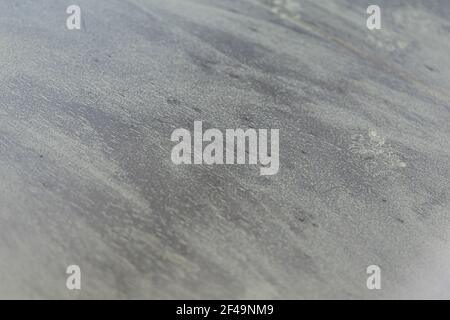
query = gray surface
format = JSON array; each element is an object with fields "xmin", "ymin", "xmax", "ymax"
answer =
[{"xmin": 0, "ymin": 0, "xmax": 449, "ymax": 299}]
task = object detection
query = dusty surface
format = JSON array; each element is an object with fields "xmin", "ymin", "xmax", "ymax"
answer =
[{"xmin": 0, "ymin": 0, "xmax": 449, "ymax": 299}]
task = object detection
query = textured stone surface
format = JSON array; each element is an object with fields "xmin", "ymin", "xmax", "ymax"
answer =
[{"xmin": 0, "ymin": 0, "xmax": 449, "ymax": 299}]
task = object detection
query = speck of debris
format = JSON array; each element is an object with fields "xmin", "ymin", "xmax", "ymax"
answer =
[
  {"xmin": 166, "ymin": 97, "xmax": 181, "ymax": 105},
  {"xmin": 425, "ymin": 65, "xmax": 435, "ymax": 72},
  {"xmin": 227, "ymin": 72, "xmax": 241, "ymax": 79}
]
